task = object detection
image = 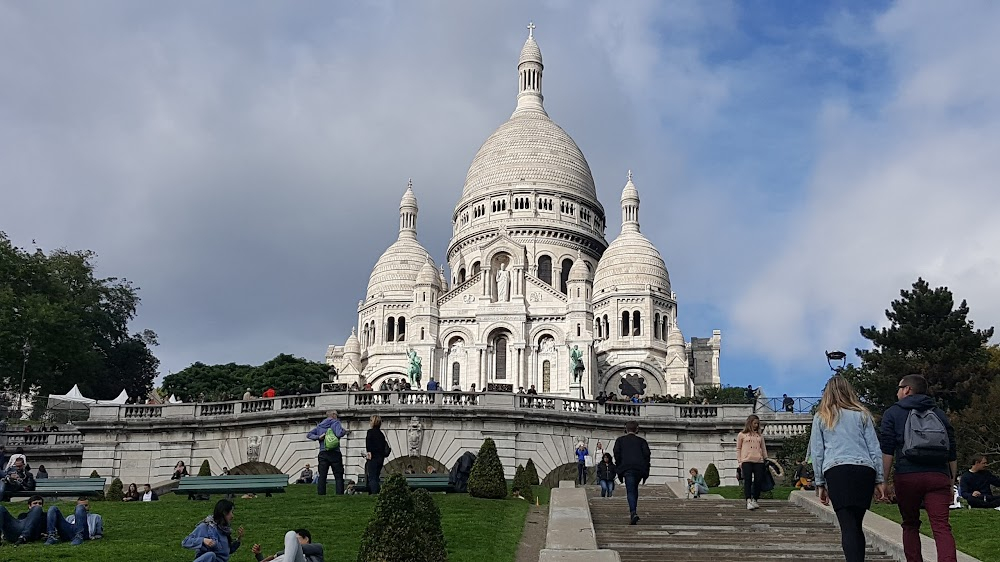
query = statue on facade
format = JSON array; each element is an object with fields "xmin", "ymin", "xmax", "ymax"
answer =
[
  {"xmin": 407, "ymin": 348, "xmax": 422, "ymax": 387},
  {"xmin": 247, "ymin": 435, "xmax": 261, "ymax": 463},
  {"xmin": 569, "ymin": 345, "xmax": 584, "ymax": 383},
  {"xmin": 407, "ymin": 416, "xmax": 423, "ymax": 457},
  {"xmin": 496, "ymin": 262, "xmax": 511, "ymax": 302}
]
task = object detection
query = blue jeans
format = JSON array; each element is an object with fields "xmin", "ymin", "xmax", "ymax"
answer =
[
  {"xmin": 367, "ymin": 459, "xmax": 384, "ymax": 495},
  {"xmin": 46, "ymin": 504, "xmax": 89, "ymax": 542},
  {"xmin": 0, "ymin": 505, "xmax": 44, "ymax": 541},
  {"xmin": 599, "ymin": 479, "xmax": 615, "ymax": 497},
  {"xmin": 193, "ymin": 553, "xmax": 221, "ymax": 562},
  {"xmin": 624, "ymin": 472, "xmax": 640, "ymax": 515}
]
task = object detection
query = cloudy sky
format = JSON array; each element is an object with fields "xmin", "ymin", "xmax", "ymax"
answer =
[{"xmin": 3, "ymin": 1, "xmax": 999, "ymax": 397}]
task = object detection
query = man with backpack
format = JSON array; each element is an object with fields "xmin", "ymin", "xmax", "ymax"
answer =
[
  {"xmin": 880, "ymin": 374, "xmax": 957, "ymax": 561},
  {"xmin": 306, "ymin": 410, "xmax": 349, "ymax": 496}
]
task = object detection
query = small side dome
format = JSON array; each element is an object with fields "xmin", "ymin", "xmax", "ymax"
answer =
[
  {"xmin": 416, "ymin": 257, "xmax": 440, "ymax": 288},
  {"xmin": 666, "ymin": 325, "xmax": 685, "ymax": 348},
  {"xmin": 345, "ymin": 328, "xmax": 361, "ymax": 356},
  {"xmin": 568, "ymin": 252, "xmax": 590, "ymax": 283}
]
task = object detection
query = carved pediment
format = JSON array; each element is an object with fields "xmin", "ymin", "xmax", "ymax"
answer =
[{"xmin": 524, "ymin": 275, "xmax": 568, "ymax": 304}]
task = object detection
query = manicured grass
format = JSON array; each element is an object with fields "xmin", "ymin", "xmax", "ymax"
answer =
[
  {"xmin": 0, "ymin": 485, "xmax": 530, "ymax": 561},
  {"xmin": 713, "ymin": 485, "xmax": 796, "ymax": 500},
  {"xmin": 869, "ymin": 503, "xmax": 1000, "ymax": 562}
]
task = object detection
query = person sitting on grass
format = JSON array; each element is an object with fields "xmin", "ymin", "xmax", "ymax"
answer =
[
  {"xmin": 0, "ymin": 456, "xmax": 36, "ymax": 501},
  {"xmin": 0, "ymin": 495, "xmax": 45, "ymax": 545},
  {"xmin": 296, "ymin": 464, "xmax": 314, "ymax": 484},
  {"xmin": 123, "ymin": 482, "xmax": 142, "ymax": 502},
  {"xmin": 959, "ymin": 453, "xmax": 1000, "ymax": 510},
  {"xmin": 142, "ymin": 483, "xmax": 159, "ymax": 502},
  {"xmin": 687, "ymin": 468, "xmax": 709, "ymax": 499},
  {"xmin": 182, "ymin": 499, "xmax": 244, "ymax": 562},
  {"xmin": 252, "ymin": 529, "xmax": 324, "ymax": 562},
  {"xmin": 45, "ymin": 497, "xmax": 96, "ymax": 546}
]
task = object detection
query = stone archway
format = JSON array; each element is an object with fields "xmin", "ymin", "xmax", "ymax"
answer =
[
  {"xmin": 383, "ymin": 455, "xmax": 448, "ymax": 476},
  {"xmin": 541, "ymin": 461, "xmax": 591, "ymax": 488},
  {"xmin": 229, "ymin": 462, "xmax": 283, "ymax": 475}
]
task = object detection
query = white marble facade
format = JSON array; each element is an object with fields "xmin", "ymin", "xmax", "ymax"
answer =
[{"xmin": 327, "ymin": 28, "xmax": 721, "ymax": 399}]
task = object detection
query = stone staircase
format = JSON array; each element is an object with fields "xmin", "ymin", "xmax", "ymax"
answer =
[{"xmin": 587, "ymin": 486, "xmax": 895, "ymax": 561}]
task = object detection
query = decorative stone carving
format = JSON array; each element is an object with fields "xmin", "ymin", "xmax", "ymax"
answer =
[
  {"xmin": 407, "ymin": 416, "xmax": 423, "ymax": 457},
  {"xmin": 496, "ymin": 262, "xmax": 511, "ymax": 302},
  {"xmin": 247, "ymin": 435, "xmax": 261, "ymax": 463}
]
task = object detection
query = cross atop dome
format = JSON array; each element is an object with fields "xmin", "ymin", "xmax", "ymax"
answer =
[{"xmin": 527, "ymin": 21, "xmax": 535, "ymax": 39}]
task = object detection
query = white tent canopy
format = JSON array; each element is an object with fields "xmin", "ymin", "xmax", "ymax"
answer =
[{"xmin": 46, "ymin": 385, "xmax": 129, "ymax": 411}]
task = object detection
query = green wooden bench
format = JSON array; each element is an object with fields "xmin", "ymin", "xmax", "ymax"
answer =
[
  {"xmin": 7, "ymin": 477, "xmax": 108, "ymax": 498},
  {"xmin": 356, "ymin": 474, "xmax": 453, "ymax": 493},
  {"xmin": 174, "ymin": 474, "xmax": 290, "ymax": 495}
]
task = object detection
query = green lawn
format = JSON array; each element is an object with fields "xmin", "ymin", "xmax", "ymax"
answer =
[
  {"xmin": 0, "ymin": 485, "xmax": 532, "ymax": 561},
  {"xmin": 713, "ymin": 485, "xmax": 797, "ymax": 500},
  {"xmin": 869, "ymin": 503, "xmax": 1000, "ymax": 562}
]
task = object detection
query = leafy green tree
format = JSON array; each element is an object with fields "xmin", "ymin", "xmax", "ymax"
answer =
[
  {"xmin": 162, "ymin": 354, "xmax": 331, "ymax": 402},
  {"xmin": 847, "ymin": 278, "xmax": 996, "ymax": 413},
  {"xmin": 697, "ymin": 385, "xmax": 750, "ymax": 404},
  {"xmin": 704, "ymin": 463, "xmax": 720, "ymax": 488},
  {"xmin": 412, "ymin": 488, "xmax": 448, "ymax": 561},
  {"xmin": 0, "ymin": 233, "xmax": 159, "ymax": 408},
  {"xmin": 950, "ymin": 375, "xmax": 1000, "ymax": 467},
  {"xmin": 523, "ymin": 459, "xmax": 540, "ymax": 486},
  {"xmin": 468, "ymin": 438, "xmax": 507, "ymax": 499},
  {"xmin": 357, "ymin": 474, "xmax": 423, "ymax": 562}
]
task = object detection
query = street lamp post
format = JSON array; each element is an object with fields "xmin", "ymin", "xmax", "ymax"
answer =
[
  {"xmin": 16, "ymin": 339, "xmax": 30, "ymax": 418},
  {"xmin": 825, "ymin": 350, "xmax": 847, "ymax": 373}
]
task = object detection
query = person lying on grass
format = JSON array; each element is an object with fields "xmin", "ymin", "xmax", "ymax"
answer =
[
  {"xmin": 182, "ymin": 499, "xmax": 244, "ymax": 562},
  {"xmin": 46, "ymin": 497, "xmax": 102, "ymax": 545},
  {"xmin": 0, "ymin": 495, "xmax": 45, "ymax": 544},
  {"xmin": 252, "ymin": 529, "xmax": 324, "ymax": 562}
]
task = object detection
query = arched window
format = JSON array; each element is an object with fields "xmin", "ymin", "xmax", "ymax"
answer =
[
  {"xmin": 495, "ymin": 337, "xmax": 508, "ymax": 380},
  {"xmin": 577, "ymin": 323, "xmax": 581, "ymax": 337},
  {"xmin": 420, "ymin": 327, "xmax": 425, "ymax": 340},
  {"xmin": 542, "ymin": 360, "xmax": 551, "ymax": 393},
  {"xmin": 459, "ymin": 268, "xmax": 466, "ymax": 284},
  {"xmin": 632, "ymin": 311, "xmax": 641, "ymax": 336},
  {"xmin": 595, "ymin": 319, "xmax": 602, "ymax": 338},
  {"xmin": 560, "ymin": 258, "xmax": 573, "ymax": 294},
  {"xmin": 603, "ymin": 315, "xmax": 609, "ymax": 339},
  {"xmin": 654, "ymin": 313, "xmax": 661, "ymax": 340},
  {"xmin": 452, "ymin": 362, "xmax": 461, "ymax": 388},
  {"xmin": 472, "ymin": 262, "xmax": 481, "ymax": 276},
  {"xmin": 621, "ymin": 311, "xmax": 630, "ymax": 337},
  {"xmin": 397, "ymin": 317, "xmax": 406, "ymax": 341},
  {"xmin": 386, "ymin": 317, "xmax": 395, "ymax": 342},
  {"xmin": 537, "ymin": 255, "xmax": 552, "ymax": 285}
]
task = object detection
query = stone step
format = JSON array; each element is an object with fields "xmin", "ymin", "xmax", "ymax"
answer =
[{"xmin": 588, "ymin": 494, "xmax": 894, "ymax": 562}]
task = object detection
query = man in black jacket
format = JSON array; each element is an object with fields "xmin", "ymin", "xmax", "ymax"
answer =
[
  {"xmin": 959, "ymin": 453, "xmax": 1000, "ymax": 509},
  {"xmin": 613, "ymin": 420, "xmax": 651, "ymax": 526},
  {"xmin": 880, "ymin": 374, "xmax": 957, "ymax": 561}
]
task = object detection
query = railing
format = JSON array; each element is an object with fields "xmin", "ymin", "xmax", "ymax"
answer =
[
  {"xmin": 756, "ymin": 396, "xmax": 821, "ymax": 414},
  {"xmin": 1, "ymin": 430, "xmax": 84, "ymax": 448},
  {"xmin": 87, "ymin": 391, "xmax": 808, "ymax": 433}
]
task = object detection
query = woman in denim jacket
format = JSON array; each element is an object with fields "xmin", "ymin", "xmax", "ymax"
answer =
[{"xmin": 809, "ymin": 375, "xmax": 886, "ymax": 562}]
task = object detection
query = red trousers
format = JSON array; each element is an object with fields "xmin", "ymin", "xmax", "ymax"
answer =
[{"xmin": 894, "ymin": 471, "xmax": 957, "ymax": 562}]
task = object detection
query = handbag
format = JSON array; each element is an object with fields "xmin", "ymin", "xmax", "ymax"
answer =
[
  {"xmin": 383, "ymin": 439, "xmax": 392, "ymax": 458},
  {"xmin": 585, "ymin": 455, "xmax": 595, "ymax": 468}
]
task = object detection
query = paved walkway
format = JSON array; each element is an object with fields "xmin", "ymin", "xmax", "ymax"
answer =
[{"xmin": 587, "ymin": 485, "xmax": 894, "ymax": 562}]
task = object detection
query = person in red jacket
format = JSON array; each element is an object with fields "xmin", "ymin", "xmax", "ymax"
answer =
[{"xmin": 262, "ymin": 388, "xmax": 276, "ymax": 398}]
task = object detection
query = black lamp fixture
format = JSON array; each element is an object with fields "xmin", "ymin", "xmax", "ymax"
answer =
[{"xmin": 825, "ymin": 350, "xmax": 847, "ymax": 372}]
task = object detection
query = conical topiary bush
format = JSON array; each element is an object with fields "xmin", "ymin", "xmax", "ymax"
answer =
[
  {"xmin": 511, "ymin": 464, "xmax": 534, "ymax": 503},
  {"xmin": 198, "ymin": 459, "xmax": 212, "ymax": 476},
  {"xmin": 106, "ymin": 477, "xmax": 124, "ymax": 502},
  {"xmin": 467, "ymin": 438, "xmax": 507, "ymax": 499},
  {"xmin": 524, "ymin": 458, "xmax": 540, "ymax": 486},
  {"xmin": 357, "ymin": 474, "xmax": 424, "ymax": 562},
  {"xmin": 704, "ymin": 463, "xmax": 720, "ymax": 488},
  {"xmin": 89, "ymin": 470, "xmax": 106, "ymax": 500},
  {"xmin": 412, "ymin": 488, "xmax": 448, "ymax": 561}
]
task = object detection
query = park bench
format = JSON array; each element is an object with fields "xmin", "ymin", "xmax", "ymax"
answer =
[
  {"xmin": 173, "ymin": 474, "xmax": 290, "ymax": 496},
  {"xmin": 356, "ymin": 474, "xmax": 453, "ymax": 493},
  {"xmin": 7, "ymin": 477, "xmax": 108, "ymax": 498}
]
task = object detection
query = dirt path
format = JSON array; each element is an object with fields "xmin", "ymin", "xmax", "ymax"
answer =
[{"xmin": 514, "ymin": 504, "xmax": 548, "ymax": 562}]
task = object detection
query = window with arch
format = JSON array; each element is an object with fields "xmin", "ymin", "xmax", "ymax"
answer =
[
  {"xmin": 654, "ymin": 313, "xmax": 661, "ymax": 340},
  {"xmin": 632, "ymin": 311, "xmax": 641, "ymax": 336},
  {"xmin": 459, "ymin": 268, "xmax": 466, "ymax": 284},
  {"xmin": 542, "ymin": 360, "xmax": 551, "ymax": 393},
  {"xmin": 420, "ymin": 327, "xmax": 425, "ymax": 340},
  {"xmin": 595, "ymin": 319, "xmax": 602, "ymax": 338},
  {"xmin": 386, "ymin": 317, "xmax": 396, "ymax": 342},
  {"xmin": 603, "ymin": 315, "xmax": 609, "ymax": 339},
  {"xmin": 495, "ymin": 336, "xmax": 508, "ymax": 380},
  {"xmin": 397, "ymin": 317, "xmax": 406, "ymax": 341},
  {"xmin": 537, "ymin": 255, "xmax": 552, "ymax": 285},
  {"xmin": 621, "ymin": 311, "xmax": 630, "ymax": 337},
  {"xmin": 452, "ymin": 362, "xmax": 461, "ymax": 388},
  {"xmin": 576, "ymin": 323, "xmax": 581, "ymax": 337},
  {"xmin": 472, "ymin": 262, "xmax": 481, "ymax": 276},
  {"xmin": 560, "ymin": 258, "xmax": 573, "ymax": 294}
]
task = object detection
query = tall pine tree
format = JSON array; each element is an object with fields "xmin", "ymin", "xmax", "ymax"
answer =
[{"xmin": 848, "ymin": 278, "xmax": 994, "ymax": 412}]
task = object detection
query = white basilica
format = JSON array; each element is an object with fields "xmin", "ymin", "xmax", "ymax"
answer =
[{"xmin": 327, "ymin": 28, "xmax": 721, "ymax": 399}]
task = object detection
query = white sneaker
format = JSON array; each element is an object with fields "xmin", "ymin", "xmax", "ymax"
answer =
[
  {"xmin": 751, "ymin": 499, "xmax": 760, "ymax": 510},
  {"xmin": 747, "ymin": 499, "xmax": 754, "ymax": 510},
  {"xmin": 994, "ymin": 506, "xmax": 1000, "ymax": 511}
]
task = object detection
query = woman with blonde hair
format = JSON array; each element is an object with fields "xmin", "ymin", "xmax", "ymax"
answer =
[
  {"xmin": 810, "ymin": 375, "xmax": 885, "ymax": 562},
  {"xmin": 737, "ymin": 414, "xmax": 767, "ymax": 510},
  {"xmin": 365, "ymin": 415, "xmax": 389, "ymax": 495}
]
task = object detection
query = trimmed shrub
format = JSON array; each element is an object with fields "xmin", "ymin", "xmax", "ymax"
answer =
[
  {"xmin": 357, "ymin": 474, "xmax": 424, "ymax": 562},
  {"xmin": 704, "ymin": 463, "xmax": 720, "ymax": 488},
  {"xmin": 412, "ymin": 488, "xmax": 448, "ymax": 561},
  {"xmin": 89, "ymin": 470, "xmax": 105, "ymax": 500},
  {"xmin": 513, "ymin": 464, "xmax": 524, "ymax": 485},
  {"xmin": 467, "ymin": 438, "xmax": 507, "ymax": 499},
  {"xmin": 105, "ymin": 477, "xmax": 124, "ymax": 502},
  {"xmin": 524, "ymin": 459, "xmax": 540, "ymax": 486},
  {"xmin": 511, "ymin": 464, "xmax": 535, "ymax": 504},
  {"xmin": 198, "ymin": 459, "xmax": 212, "ymax": 476}
]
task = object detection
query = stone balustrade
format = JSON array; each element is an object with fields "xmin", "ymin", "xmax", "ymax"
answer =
[
  {"xmin": 85, "ymin": 391, "xmax": 795, "ymax": 427},
  {"xmin": 1, "ymin": 431, "xmax": 83, "ymax": 448}
]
